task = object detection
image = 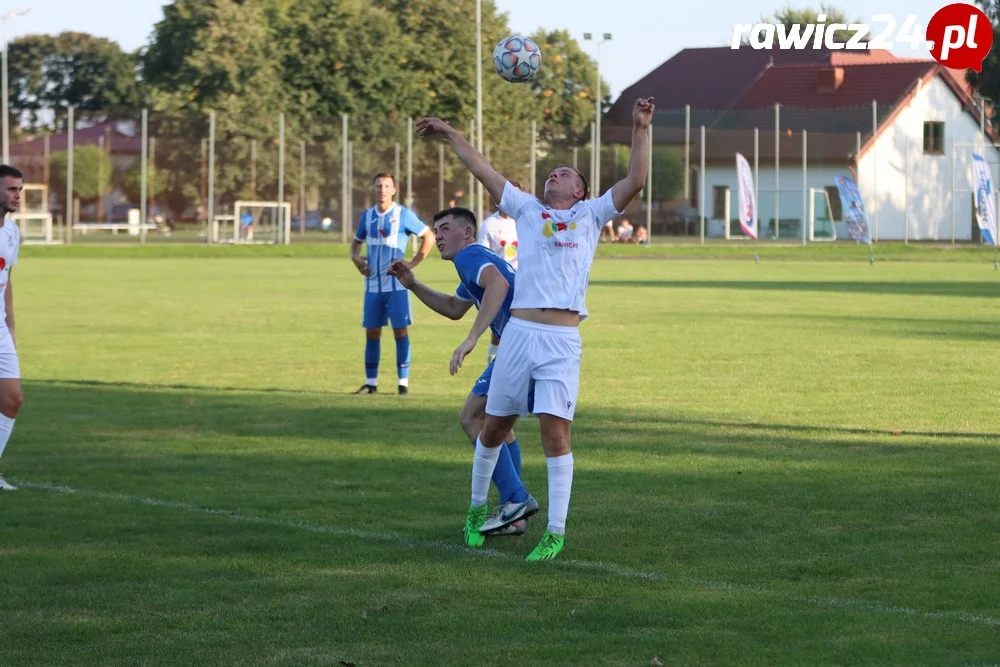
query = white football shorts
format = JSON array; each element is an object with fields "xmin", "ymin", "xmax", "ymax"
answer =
[
  {"xmin": 0, "ymin": 328, "xmax": 18, "ymax": 379},
  {"xmin": 485, "ymin": 317, "xmax": 582, "ymax": 421}
]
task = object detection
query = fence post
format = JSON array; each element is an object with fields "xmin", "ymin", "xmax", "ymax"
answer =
[
  {"xmin": 872, "ymin": 100, "xmax": 878, "ymax": 242},
  {"xmin": 684, "ymin": 104, "xmax": 690, "ymax": 202},
  {"xmin": 699, "ymin": 124, "xmax": 705, "ymax": 246},
  {"xmin": 406, "ymin": 117, "xmax": 413, "ymax": 209},
  {"xmin": 299, "ymin": 140, "xmax": 306, "ymax": 235},
  {"xmin": 589, "ymin": 121, "xmax": 596, "ymax": 198},
  {"xmin": 66, "ymin": 107, "xmax": 74, "ymax": 245},
  {"xmin": 530, "ymin": 120, "xmax": 537, "ymax": 197},
  {"xmin": 645, "ymin": 124, "xmax": 652, "ymax": 242},
  {"xmin": 341, "ymin": 114, "xmax": 348, "ymax": 244},
  {"xmin": 279, "ymin": 112, "xmax": 286, "ymax": 244},
  {"xmin": 950, "ymin": 137, "xmax": 956, "ymax": 244},
  {"xmin": 774, "ymin": 103, "xmax": 780, "ymax": 239},
  {"xmin": 208, "ymin": 110, "xmax": 215, "ymax": 243},
  {"xmin": 468, "ymin": 120, "xmax": 475, "ymax": 209},
  {"xmin": 904, "ymin": 137, "xmax": 909, "ymax": 244},
  {"xmin": 141, "ymin": 109, "xmax": 148, "ymax": 245},
  {"xmin": 754, "ymin": 127, "xmax": 759, "ymax": 235},
  {"xmin": 802, "ymin": 130, "xmax": 807, "ymax": 246},
  {"xmin": 438, "ymin": 143, "xmax": 444, "ymax": 211}
]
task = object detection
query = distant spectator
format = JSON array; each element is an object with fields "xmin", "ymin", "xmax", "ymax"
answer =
[
  {"xmin": 600, "ymin": 219, "xmax": 616, "ymax": 242},
  {"xmin": 634, "ymin": 224, "xmax": 649, "ymax": 245},
  {"xmin": 617, "ymin": 218, "xmax": 633, "ymax": 243},
  {"xmin": 240, "ymin": 210, "xmax": 254, "ymax": 241}
]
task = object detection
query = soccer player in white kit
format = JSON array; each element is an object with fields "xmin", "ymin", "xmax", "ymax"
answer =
[
  {"xmin": 0, "ymin": 165, "xmax": 25, "ymax": 491},
  {"xmin": 477, "ymin": 181, "xmax": 521, "ymax": 363},
  {"xmin": 416, "ymin": 98, "xmax": 655, "ymax": 560}
]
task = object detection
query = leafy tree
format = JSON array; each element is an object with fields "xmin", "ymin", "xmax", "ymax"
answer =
[
  {"xmin": 140, "ymin": 0, "xmax": 615, "ymax": 219},
  {"xmin": 50, "ymin": 146, "xmax": 113, "ymax": 201},
  {"xmin": 143, "ymin": 0, "xmax": 291, "ymax": 218},
  {"xmin": 527, "ymin": 29, "xmax": 610, "ymax": 146},
  {"xmin": 7, "ymin": 33, "xmax": 142, "ymax": 132}
]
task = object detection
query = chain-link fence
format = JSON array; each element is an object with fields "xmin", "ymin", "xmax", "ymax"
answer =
[{"xmin": 7, "ymin": 101, "xmax": 998, "ymax": 244}]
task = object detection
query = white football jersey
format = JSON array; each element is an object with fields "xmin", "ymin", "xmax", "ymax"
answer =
[
  {"xmin": 0, "ymin": 218, "xmax": 20, "ymax": 326},
  {"xmin": 478, "ymin": 211, "xmax": 519, "ymax": 270},
  {"xmin": 498, "ymin": 181, "xmax": 620, "ymax": 320}
]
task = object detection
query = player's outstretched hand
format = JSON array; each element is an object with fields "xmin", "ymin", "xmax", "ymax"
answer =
[
  {"xmin": 450, "ymin": 337, "xmax": 476, "ymax": 376},
  {"xmin": 351, "ymin": 255, "xmax": 369, "ymax": 277},
  {"xmin": 387, "ymin": 259, "xmax": 416, "ymax": 288},
  {"xmin": 415, "ymin": 118, "xmax": 454, "ymax": 139},
  {"xmin": 633, "ymin": 97, "xmax": 655, "ymax": 129}
]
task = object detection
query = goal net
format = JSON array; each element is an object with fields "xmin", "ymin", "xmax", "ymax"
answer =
[
  {"xmin": 12, "ymin": 183, "xmax": 55, "ymax": 244},
  {"xmin": 233, "ymin": 201, "xmax": 291, "ymax": 245},
  {"xmin": 12, "ymin": 212, "xmax": 55, "ymax": 244},
  {"xmin": 809, "ymin": 188, "xmax": 838, "ymax": 242}
]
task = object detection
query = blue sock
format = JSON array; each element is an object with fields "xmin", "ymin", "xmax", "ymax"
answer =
[
  {"xmin": 364, "ymin": 339, "xmax": 380, "ymax": 384},
  {"xmin": 472, "ymin": 440, "xmax": 528, "ymax": 505},
  {"xmin": 396, "ymin": 335, "xmax": 410, "ymax": 383},
  {"xmin": 506, "ymin": 439, "xmax": 522, "ymax": 477}
]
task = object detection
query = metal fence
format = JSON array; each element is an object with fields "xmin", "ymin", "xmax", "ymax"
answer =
[
  {"xmin": 7, "ymin": 100, "xmax": 998, "ymax": 245},
  {"xmin": 626, "ymin": 101, "xmax": 998, "ymax": 244}
]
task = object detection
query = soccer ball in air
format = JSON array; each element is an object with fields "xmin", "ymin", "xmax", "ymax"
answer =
[{"xmin": 492, "ymin": 35, "xmax": 541, "ymax": 83}]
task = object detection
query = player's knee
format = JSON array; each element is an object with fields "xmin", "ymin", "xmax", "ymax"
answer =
[
  {"xmin": 393, "ymin": 328, "xmax": 408, "ymax": 339},
  {"xmin": 459, "ymin": 406, "xmax": 482, "ymax": 440},
  {"xmin": 365, "ymin": 328, "xmax": 382, "ymax": 340},
  {"xmin": 540, "ymin": 417, "xmax": 572, "ymax": 456},
  {"xmin": 480, "ymin": 419, "xmax": 509, "ymax": 447},
  {"xmin": 1, "ymin": 389, "xmax": 23, "ymax": 418}
]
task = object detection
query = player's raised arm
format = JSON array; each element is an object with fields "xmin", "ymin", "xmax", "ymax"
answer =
[
  {"xmin": 387, "ymin": 259, "xmax": 473, "ymax": 321},
  {"xmin": 609, "ymin": 97, "xmax": 655, "ymax": 214},
  {"xmin": 416, "ymin": 118, "xmax": 507, "ymax": 205}
]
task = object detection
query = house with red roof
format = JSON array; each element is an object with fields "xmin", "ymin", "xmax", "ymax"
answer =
[{"xmin": 605, "ymin": 47, "xmax": 997, "ymax": 242}]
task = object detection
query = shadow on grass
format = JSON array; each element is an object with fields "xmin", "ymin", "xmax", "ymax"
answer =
[
  {"xmin": 589, "ymin": 279, "xmax": 1000, "ymax": 299},
  {"xmin": 21, "ymin": 378, "xmax": 998, "ymax": 460}
]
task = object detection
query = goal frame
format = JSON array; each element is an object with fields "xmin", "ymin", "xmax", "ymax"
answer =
[{"xmin": 232, "ymin": 200, "xmax": 291, "ymax": 245}]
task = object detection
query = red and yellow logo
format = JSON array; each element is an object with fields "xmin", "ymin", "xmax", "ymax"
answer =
[{"xmin": 540, "ymin": 212, "xmax": 577, "ymax": 238}]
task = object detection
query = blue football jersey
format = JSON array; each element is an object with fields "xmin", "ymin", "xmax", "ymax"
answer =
[
  {"xmin": 354, "ymin": 204, "xmax": 428, "ymax": 293},
  {"xmin": 453, "ymin": 244, "xmax": 516, "ymax": 340}
]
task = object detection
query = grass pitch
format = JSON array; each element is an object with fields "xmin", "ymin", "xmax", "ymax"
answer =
[{"xmin": 1, "ymin": 246, "xmax": 998, "ymax": 665}]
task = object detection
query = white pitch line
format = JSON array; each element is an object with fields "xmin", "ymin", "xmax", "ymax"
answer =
[
  {"xmin": 13, "ymin": 479, "xmax": 1000, "ymax": 628},
  {"xmin": 12, "ymin": 480, "xmax": 662, "ymax": 581}
]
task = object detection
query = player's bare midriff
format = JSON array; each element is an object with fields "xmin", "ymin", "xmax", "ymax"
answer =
[{"xmin": 511, "ymin": 308, "xmax": 581, "ymax": 327}]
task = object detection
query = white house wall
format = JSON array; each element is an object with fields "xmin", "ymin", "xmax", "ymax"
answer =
[
  {"xmin": 856, "ymin": 75, "xmax": 1000, "ymax": 242},
  {"xmin": 698, "ymin": 76, "xmax": 999, "ymax": 242}
]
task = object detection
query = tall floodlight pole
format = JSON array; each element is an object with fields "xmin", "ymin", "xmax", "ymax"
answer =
[
  {"xmin": 583, "ymin": 32, "xmax": 611, "ymax": 197},
  {"xmin": 475, "ymin": 0, "xmax": 484, "ymax": 223},
  {"xmin": 1, "ymin": 8, "xmax": 31, "ymax": 164}
]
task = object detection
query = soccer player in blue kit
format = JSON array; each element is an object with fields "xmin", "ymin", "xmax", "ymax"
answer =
[
  {"xmin": 388, "ymin": 207, "xmax": 537, "ymax": 543},
  {"xmin": 350, "ymin": 173, "xmax": 435, "ymax": 395}
]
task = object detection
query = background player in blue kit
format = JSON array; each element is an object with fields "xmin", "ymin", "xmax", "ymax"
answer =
[{"xmin": 350, "ymin": 173, "xmax": 434, "ymax": 395}]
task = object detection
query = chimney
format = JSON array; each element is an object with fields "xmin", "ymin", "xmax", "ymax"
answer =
[{"xmin": 817, "ymin": 66, "xmax": 845, "ymax": 92}]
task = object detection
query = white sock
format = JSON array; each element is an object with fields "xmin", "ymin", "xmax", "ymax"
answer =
[
  {"xmin": 471, "ymin": 437, "xmax": 501, "ymax": 506},
  {"xmin": 546, "ymin": 452, "xmax": 574, "ymax": 535},
  {"xmin": 397, "ymin": 378, "xmax": 409, "ymax": 387},
  {"xmin": 486, "ymin": 342, "xmax": 498, "ymax": 363},
  {"xmin": 366, "ymin": 378, "xmax": 378, "ymax": 386},
  {"xmin": 0, "ymin": 415, "xmax": 15, "ymax": 460}
]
